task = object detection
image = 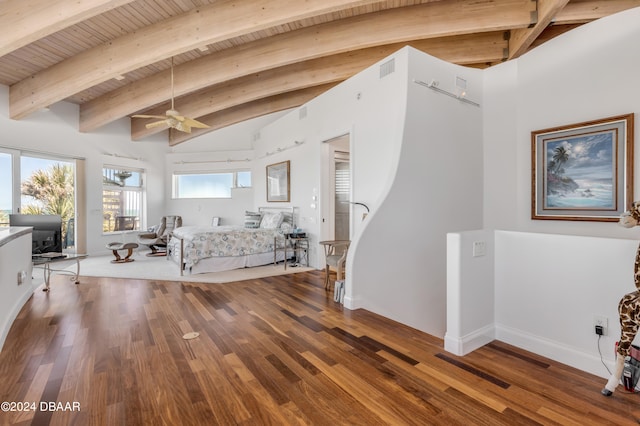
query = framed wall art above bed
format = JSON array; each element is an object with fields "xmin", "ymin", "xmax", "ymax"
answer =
[
  {"xmin": 266, "ymin": 160, "xmax": 290, "ymax": 202},
  {"xmin": 531, "ymin": 113, "xmax": 634, "ymax": 222}
]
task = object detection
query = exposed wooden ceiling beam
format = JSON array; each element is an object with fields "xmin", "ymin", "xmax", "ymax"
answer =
[
  {"xmin": 81, "ymin": 1, "xmax": 531, "ymax": 132},
  {"xmin": 553, "ymin": 0, "xmax": 640, "ymax": 24},
  {"xmin": 9, "ymin": 0, "xmax": 383, "ymax": 120},
  {"xmin": 131, "ymin": 56, "xmax": 360, "ymax": 140},
  {"xmin": 132, "ymin": 32, "xmax": 507, "ymax": 140},
  {"xmin": 508, "ymin": 0, "xmax": 570, "ymax": 59},
  {"xmin": 0, "ymin": 0, "xmax": 135, "ymax": 58},
  {"xmin": 168, "ymin": 85, "xmax": 337, "ymax": 146},
  {"xmin": 531, "ymin": 23, "xmax": 581, "ymax": 49}
]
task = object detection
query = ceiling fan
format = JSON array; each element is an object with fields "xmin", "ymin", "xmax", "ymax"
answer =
[{"xmin": 132, "ymin": 57, "xmax": 210, "ymax": 133}]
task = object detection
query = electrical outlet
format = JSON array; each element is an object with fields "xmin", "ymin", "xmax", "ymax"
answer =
[{"xmin": 594, "ymin": 315, "xmax": 608, "ymax": 335}]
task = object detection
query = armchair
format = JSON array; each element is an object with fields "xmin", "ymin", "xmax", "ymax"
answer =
[
  {"xmin": 137, "ymin": 215, "xmax": 182, "ymax": 256},
  {"xmin": 319, "ymin": 240, "xmax": 350, "ymax": 290}
]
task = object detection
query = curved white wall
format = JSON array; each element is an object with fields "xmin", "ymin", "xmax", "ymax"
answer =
[
  {"xmin": 0, "ymin": 228, "xmax": 33, "ymax": 351},
  {"xmin": 351, "ymin": 48, "xmax": 484, "ymax": 337}
]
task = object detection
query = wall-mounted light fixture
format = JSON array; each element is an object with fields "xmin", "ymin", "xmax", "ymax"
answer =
[
  {"xmin": 413, "ymin": 79, "xmax": 480, "ymax": 107},
  {"xmin": 343, "ymin": 201, "xmax": 370, "ymax": 220},
  {"xmin": 261, "ymin": 140, "xmax": 305, "ymax": 158},
  {"xmin": 173, "ymin": 158, "xmax": 250, "ymax": 165}
]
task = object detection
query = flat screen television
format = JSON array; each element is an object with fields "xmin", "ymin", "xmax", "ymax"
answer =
[{"xmin": 10, "ymin": 214, "xmax": 63, "ymax": 255}]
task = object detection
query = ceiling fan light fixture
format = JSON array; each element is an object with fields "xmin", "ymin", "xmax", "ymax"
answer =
[{"xmin": 133, "ymin": 57, "xmax": 210, "ymax": 134}]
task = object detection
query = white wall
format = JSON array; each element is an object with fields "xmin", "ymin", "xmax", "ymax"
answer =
[
  {"xmin": 446, "ymin": 7, "xmax": 640, "ymax": 378},
  {"xmin": 484, "ymin": 7, "xmax": 640, "ymax": 236},
  {"xmin": 0, "ymin": 86, "xmax": 167, "ymax": 255},
  {"xmin": 0, "ymin": 229, "xmax": 33, "ymax": 351},
  {"xmin": 495, "ymin": 231, "xmax": 637, "ymax": 378}
]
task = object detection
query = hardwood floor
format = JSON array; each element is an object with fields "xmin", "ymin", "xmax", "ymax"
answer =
[{"xmin": 0, "ymin": 271, "xmax": 638, "ymax": 425}]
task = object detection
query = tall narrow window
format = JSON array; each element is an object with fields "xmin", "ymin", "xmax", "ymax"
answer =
[{"xmin": 102, "ymin": 166, "xmax": 144, "ymax": 233}]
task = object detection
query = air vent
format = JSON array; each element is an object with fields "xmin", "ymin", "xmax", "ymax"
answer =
[
  {"xmin": 299, "ymin": 106, "xmax": 307, "ymax": 120},
  {"xmin": 379, "ymin": 58, "xmax": 395, "ymax": 78}
]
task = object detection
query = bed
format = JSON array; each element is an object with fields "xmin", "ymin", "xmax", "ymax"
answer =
[{"xmin": 167, "ymin": 207, "xmax": 296, "ymax": 274}]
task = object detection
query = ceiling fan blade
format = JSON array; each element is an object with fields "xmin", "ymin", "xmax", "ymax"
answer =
[
  {"xmin": 182, "ymin": 117, "xmax": 210, "ymax": 129},
  {"xmin": 133, "ymin": 114, "xmax": 168, "ymax": 119},
  {"xmin": 145, "ymin": 120, "xmax": 170, "ymax": 129}
]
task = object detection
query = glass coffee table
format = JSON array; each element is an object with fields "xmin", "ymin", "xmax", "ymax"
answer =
[{"xmin": 32, "ymin": 253, "xmax": 88, "ymax": 291}]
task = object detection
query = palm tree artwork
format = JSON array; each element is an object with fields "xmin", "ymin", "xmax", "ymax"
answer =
[{"xmin": 545, "ymin": 135, "xmax": 615, "ymax": 209}]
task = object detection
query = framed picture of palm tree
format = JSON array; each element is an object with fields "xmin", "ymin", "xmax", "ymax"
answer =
[{"xmin": 531, "ymin": 113, "xmax": 634, "ymax": 221}]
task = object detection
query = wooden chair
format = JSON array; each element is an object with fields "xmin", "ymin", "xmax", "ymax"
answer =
[{"xmin": 319, "ymin": 240, "xmax": 350, "ymax": 290}]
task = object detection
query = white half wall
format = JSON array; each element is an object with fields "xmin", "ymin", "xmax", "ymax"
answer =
[
  {"xmin": 447, "ymin": 229, "xmax": 638, "ymax": 378},
  {"xmin": 495, "ymin": 231, "xmax": 638, "ymax": 378},
  {"xmin": 445, "ymin": 229, "xmax": 495, "ymax": 355}
]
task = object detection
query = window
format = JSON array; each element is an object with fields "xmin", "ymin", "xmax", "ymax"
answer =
[
  {"xmin": 173, "ymin": 170, "xmax": 251, "ymax": 199},
  {"xmin": 237, "ymin": 171, "xmax": 251, "ymax": 188},
  {"xmin": 103, "ymin": 166, "xmax": 144, "ymax": 233}
]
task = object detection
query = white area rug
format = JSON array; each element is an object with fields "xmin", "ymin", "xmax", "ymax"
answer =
[{"xmin": 64, "ymin": 254, "xmax": 314, "ymax": 283}]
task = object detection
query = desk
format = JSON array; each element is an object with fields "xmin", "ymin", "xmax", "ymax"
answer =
[{"xmin": 32, "ymin": 254, "xmax": 88, "ymax": 291}]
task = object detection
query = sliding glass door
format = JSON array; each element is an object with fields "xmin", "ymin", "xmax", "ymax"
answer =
[{"xmin": 0, "ymin": 148, "xmax": 80, "ymax": 251}]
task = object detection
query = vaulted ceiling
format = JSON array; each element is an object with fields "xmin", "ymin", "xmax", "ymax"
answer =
[{"xmin": 1, "ymin": 0, "xmax": 638, "ymax": 146}]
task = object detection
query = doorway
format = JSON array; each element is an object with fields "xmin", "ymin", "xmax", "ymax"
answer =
[{"xmin": 321, "ymin": 134, "xmax": 351, "ymax": 242}]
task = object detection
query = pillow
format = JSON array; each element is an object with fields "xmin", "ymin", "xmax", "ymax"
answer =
[
  {"xmin": 244, "ymin": 211, "xmax": 262, "ymax": 228},
  {"xmin": 260, "ymin": 212, "xmax": 283, "ymax": 229},
  {"xmin": 279, "ymin": 221, "xmax": 292, "ymax": 232},
  {"xmin": 280, "ymin": 212, "xmax": 293, "ymax": 228}
]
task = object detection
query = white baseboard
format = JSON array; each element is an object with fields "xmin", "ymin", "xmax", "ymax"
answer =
[
  {"xmin": 495, "ymin": 323, "xmax": 613, "ymax": 379},
  {"xmin": 343, "ymin": 294, "xmax": 360, "ymax": 310},
  {"xmin": 444, "ymin": 324, "xmax": 495, "ymax": 356}
]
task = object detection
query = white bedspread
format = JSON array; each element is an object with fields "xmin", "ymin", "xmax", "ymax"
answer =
[{"xmin": 169, "ymin": 225, "xmax": 285, "ymax": 268}]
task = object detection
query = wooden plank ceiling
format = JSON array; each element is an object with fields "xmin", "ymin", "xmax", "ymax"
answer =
[{"xmin": 1, "ymin": 0, "xmax": 638, "ymax": 146}]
